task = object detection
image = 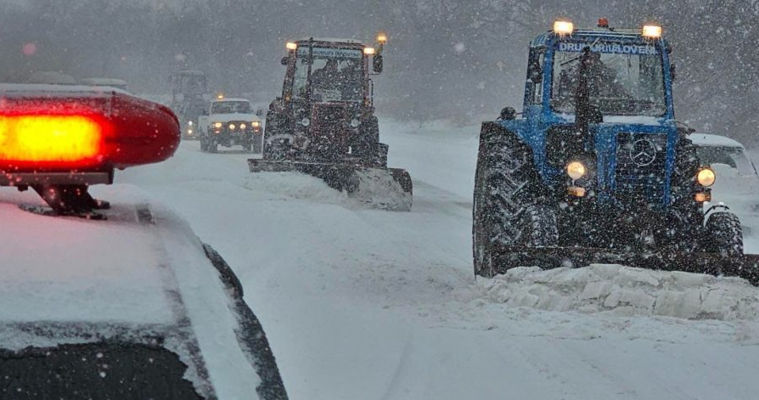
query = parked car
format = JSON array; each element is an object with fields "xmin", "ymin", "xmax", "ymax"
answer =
[{"xmin": 689, "ymin": 133, "xmax": 759, "ymax": 246}]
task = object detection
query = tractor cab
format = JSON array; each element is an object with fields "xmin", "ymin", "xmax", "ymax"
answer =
[
  {"xmin": 268, "ymin": 35, "xmax": 387, "ymax": 159},
  {"xmin": 281, "ymin": 38, "xmax": 384, "ymax": 108},
  {"xmin": 506, "ymin": 20, "xmax": 681, "ymax": 209},
  {"xmin": 170, "ymin": 70, "xmax": 209, "ymax": 138}
]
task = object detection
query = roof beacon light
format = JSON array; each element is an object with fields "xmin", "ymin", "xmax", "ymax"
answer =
[
  {"xmin": 598, "ymin": 18, "xmax": 609, "ymax": 28},
  {"xmin": 286, "ymin": 41, "xmax": 298, "ymax": 50},
  {"xmin": 553, "ymin": 20, "xmax": 574, "ymax": 36},
  {"xmin": 0, "ymin": 115, "xmax": 102, "ymax": 166},
  {"xmin": 642, "ymin": 24, "xmax": 662, "ymax": 39},
  {"xmin": 377, "ymin": 33, "xmax": 388, "ymax": 44},
  {"xmin": 364, "ymin": 47, "xmax": 376, "ymax": 55},
  {"xmin": 216, "ymin": 93, "xmax": 224, "ymax": 100}
]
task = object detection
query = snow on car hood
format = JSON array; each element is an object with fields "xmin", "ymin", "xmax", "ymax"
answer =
[{"xmin": 0, "ymin": 186, "xmax": 264, "ymax": 399}]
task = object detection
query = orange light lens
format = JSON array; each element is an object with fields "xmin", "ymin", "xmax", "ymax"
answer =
[{"xmin": 0, "ymin": 115, "xmax": 103, "ymax": 163}]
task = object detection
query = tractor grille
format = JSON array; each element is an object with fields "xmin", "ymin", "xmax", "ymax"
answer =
[
  {"xmin": 614, "ymin": 133, "xmax": 668, "ymax": 204},
  {"xmin": 312, "ymin": 103, "xmax": 348, "ymax": 137}
]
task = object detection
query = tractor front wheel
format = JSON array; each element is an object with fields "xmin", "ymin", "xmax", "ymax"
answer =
[{"xmin": 705, "ymin": 211, "xmax": 743, "ymax": 257}]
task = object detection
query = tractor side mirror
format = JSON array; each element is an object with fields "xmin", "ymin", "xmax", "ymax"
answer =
[
  {"xmin": 281, "ymin": 57, "xmax": 289, "ymax": 66},
  {"xmin": 670, "ymin": 63, "xmax": 676, "ymax": 81},
  {"xmin": 499, "ymin": 106, "xmax": 516, "ymax": 120},
  {"xmin": 373, "ymin": 55, "xmax": 384, "ymax": 74},
  {"xmin": 528, "ymin": 61, "xmax": 542, "ymax": 83}
]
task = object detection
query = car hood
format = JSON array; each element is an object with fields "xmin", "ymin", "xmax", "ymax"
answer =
[{"xmin": 208, "ymin": 113, "xmax": 260, "ymax": 123}]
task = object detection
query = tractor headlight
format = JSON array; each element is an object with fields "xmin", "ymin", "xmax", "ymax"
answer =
[
  {"xmin": 642, "ymin": 24, "xmax": 662, "ymax": 39},
  {"xmin": 566, "ymin": 161, "xmax": 587, "ymax": 180},
  {"xmin": 350, "ymin": 119, "xmax": 360, "ymax": 128},
  {"xmin": 213, "ymin": 122, "xmax": 222, "ymax": 129},
  {"xmin": 301, "ymin": 118, "xmax": 310, "ymax": 127},
  {"xmin": 553, "ymin": 20, "xmax": 574, "ymax": 36},
  {"xmin": 697, "ymin": 167, "xmax": 716, "ymax": 187}
]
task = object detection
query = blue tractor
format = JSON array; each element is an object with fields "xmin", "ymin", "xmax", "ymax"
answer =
[{"xmin": 473, "ymin": 19, "xmax": 759, "ymax": 281}]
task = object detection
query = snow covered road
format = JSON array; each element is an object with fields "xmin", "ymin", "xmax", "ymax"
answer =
[{"xmin": 104, "ymin": 121, "xmax": 759, "ymax": 399}]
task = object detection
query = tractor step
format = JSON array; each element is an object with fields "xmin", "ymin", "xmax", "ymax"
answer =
[{"xmin": 248, "ymin": 159, "xmax": 413, "ymax": 211}]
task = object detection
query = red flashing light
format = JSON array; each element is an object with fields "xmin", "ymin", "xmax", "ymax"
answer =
[
  {"xmin": 0, "ymin": 114, "xmax": 105, "ymax": 168},
  {"xmin": 0, "ymin": 90, "xmax": 180, "ymax": 173},
  {"xmin": 598, "ymin": 18, "xmax": 609, "ymax": 28}
]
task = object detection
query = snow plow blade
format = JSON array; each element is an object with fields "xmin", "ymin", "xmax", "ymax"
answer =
[
  {"xmin": 491, "ymin": 245, "xmax": 759, "ymax": 286},
  {"xmin": 248, "ymin": 159, "xmax": 413, "ymax": 211}
]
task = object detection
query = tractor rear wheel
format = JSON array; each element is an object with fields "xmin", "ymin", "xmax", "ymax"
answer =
[{"xmin": 473, "ymin": 122, "xmax": 552, "ymax": 278}]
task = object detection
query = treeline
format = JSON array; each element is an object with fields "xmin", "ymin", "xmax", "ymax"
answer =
[{"xmin": 1, "ymin": 0, "xmax": 758, "ymax": 143}]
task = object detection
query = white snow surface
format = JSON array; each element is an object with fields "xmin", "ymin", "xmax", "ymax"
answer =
[
  {"xmin": 482, "ymin": 265, "xmax": 759, "ymax": 320},
  {"xmin": 7, "ymin": 119, "xmax": 759, "ymax": 399},
  {"xmin": 0, "ymin": 188, "xmax": 261, "ymax": 399}
]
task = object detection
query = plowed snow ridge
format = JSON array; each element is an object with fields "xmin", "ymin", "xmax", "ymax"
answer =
[{"xmin": 480, "ymin": 265, "xmax": 759, "ymax": 320}]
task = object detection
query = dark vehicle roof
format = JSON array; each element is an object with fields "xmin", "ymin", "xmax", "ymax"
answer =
[{"xmin": 294, "ymin": 37, "xmax": 366, "ymax": 49}]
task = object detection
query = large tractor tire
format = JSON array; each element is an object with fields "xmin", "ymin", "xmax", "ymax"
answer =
[
  {"xmin": 705, "ymin": 211, "xmax": 743, "ymax": 257},
  {"xmin": 473, "ymin": 122, "xmax": 555, "ymax": 278}
]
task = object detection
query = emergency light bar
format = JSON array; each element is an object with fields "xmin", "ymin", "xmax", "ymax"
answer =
[
  {"xmin": 0, "ymin": 115, "xmax": 103, "ymax": 167},
  {"xmin": 0, "ymin": 86, "xmax": 179, "ymax": 175}
]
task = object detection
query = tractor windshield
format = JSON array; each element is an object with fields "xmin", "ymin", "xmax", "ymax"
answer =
[
  {"xmin": 293, "ymin": 47, "xmax": 363, "ymax": 102},
  {"xmin": 173, "ymin": 74, "xmax": 207, "ymax": 97},
  {"xmin": 211, "ymin": 101, "xmax": 251, "ymax": 114},
  {"xmin": 551, "ymin": 41, "xmax": 666, "ymax": 116}
]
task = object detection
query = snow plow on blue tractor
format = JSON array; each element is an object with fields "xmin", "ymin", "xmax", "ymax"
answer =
[
  {"xmin": 473, "ymin": 19, "xmax": 759, "ymax": 283},
  {"xmin": 248, "ymin": 35, "xmax": 412, "ymax": 211}
]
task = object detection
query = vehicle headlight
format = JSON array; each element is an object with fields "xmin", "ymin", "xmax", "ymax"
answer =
[
  {"xmin": 188, "ymin": 121, "xmax": 193, "ymax": 126},
  {"xmin": 240, "ymin": 123, "xmax": 247, "ymax": 130},
  {"xmin": 566, "ymin": 161, "xmax": 586, "ymax": 180},
  {"xmin": 301, "ymin": 118, "xmax": 310, "ymax": 127},
  {"xmin": 213, "ymin": 122, "xmax": 222, "ymax": 129},
  {"xmin": 697, "ymin": 167, "xmax": 716, "ymax": 187},
  {"xmin": 350, "ymin": 119, "xmax": 360, "ymax": 128},
  {"xmin": 252, "ymin": 121, "xmax": 261, "ymax": 128},
  {"xmin": 229, "ymin": 123, "xmax": 236, "ymax": 130}
]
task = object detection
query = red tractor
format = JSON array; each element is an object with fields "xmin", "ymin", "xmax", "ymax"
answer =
[{"xmin": 249, "ymin": 35, "xmax": 412, "ymax": 211}]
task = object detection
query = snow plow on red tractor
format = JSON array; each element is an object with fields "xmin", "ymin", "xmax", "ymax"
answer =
[
  {"xmin": 248, "ymin": 35, "xmax": 413, "ymax": 211},
  {"xmin": 0, "ymin": 84, "xmax": 180, "ymax": 218},
  {"xmin": 473, "ymin": 20, "xmax": 759, "ymax": 285}
]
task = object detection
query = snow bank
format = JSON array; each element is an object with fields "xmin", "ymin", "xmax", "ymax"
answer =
[
  {"xmin": 480, "ymin": 265, "xmax": 759, "ymax": 320},
  {"xmin": 350, "ymin": 168, "xmax": 412, "ymax": 211}
]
